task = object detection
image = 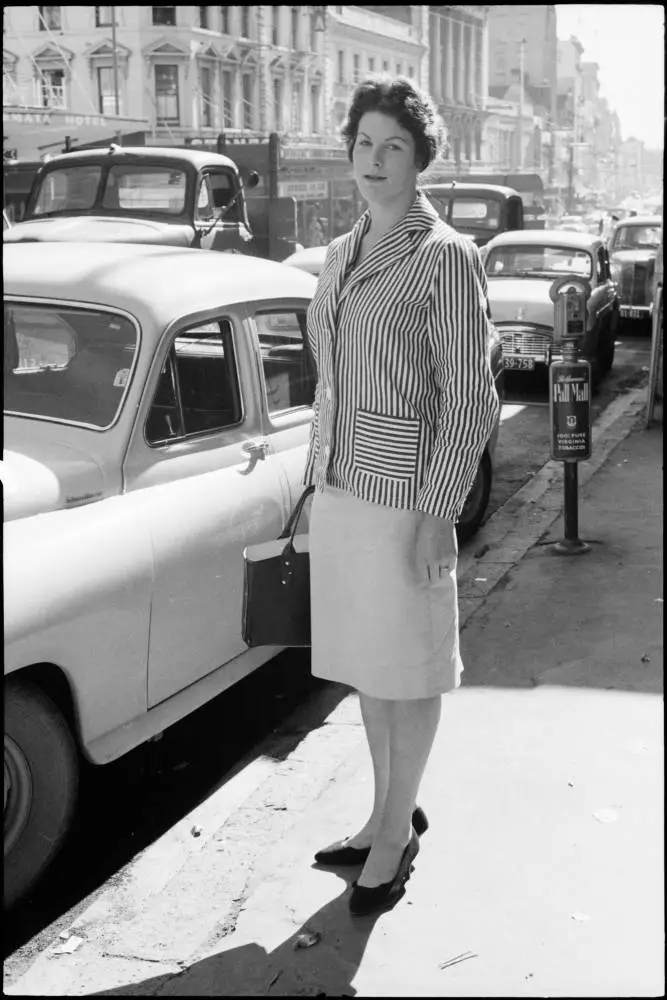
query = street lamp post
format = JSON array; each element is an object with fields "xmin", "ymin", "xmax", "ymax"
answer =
[
  {"xmin": 111, "ymin": 6, "xmax": 120, "ymax": 116},
  {"xmin": 516, "ymin": 37, "xmax": 526, "ymax": 171}
]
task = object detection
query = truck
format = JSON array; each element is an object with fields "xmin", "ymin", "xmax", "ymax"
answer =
[{"xmin": 3, "ymin": 144, "xmax": 263, "ymax": 255}]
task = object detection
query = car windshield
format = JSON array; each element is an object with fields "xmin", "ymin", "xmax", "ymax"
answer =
[
  {"xmin": 31, "ymin": 163, "xmax": 188, "ymax": 216},
  {"xmin": 610, "ymin": 225, "xmax": 662, "ymax": 250},
  {"xmin": 485, "ymin": 244, "xmax": 593, "ymax": 279},
  {"xmin": 428, "ymin": 194, "xmax": 501, "ymax": 230},
  {"xmin": 33, "ymin": 165, "xmax": 103, "ymax": 214},
  {"xmin": 4, "ymin": 303, "xmax": 139, "ymax": 429}
]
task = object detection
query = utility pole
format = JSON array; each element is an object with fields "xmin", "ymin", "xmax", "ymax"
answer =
[
  {"xmin": 516, "ymin": 36, "xmax": 526, "ymax": 171},
  {"xmin": 111, "ymin": 6, "xmax": 120, "ymax": 116}
]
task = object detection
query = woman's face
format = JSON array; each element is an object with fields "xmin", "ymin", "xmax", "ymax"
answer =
[{"xmin": 352, "ymin": 111, "xmax": 421, "ymax": 207}]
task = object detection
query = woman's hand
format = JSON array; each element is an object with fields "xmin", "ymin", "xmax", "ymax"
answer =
[{"xmin": 413, "ymin": 512, "xmax": 458, "ymax": 586}]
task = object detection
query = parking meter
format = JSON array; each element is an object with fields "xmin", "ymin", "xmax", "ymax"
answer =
[
  {"xmin": 549, "ymin": 276, "xmax": 592, "ymax": 462},
  {"xmin": 548, "ymin": 276, "xmax": 592, "ymax": 554}
]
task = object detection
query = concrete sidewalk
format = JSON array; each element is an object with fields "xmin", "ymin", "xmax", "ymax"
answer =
[{"xmin": 8, "ymin": 411, "xmax": 663, "ymax": 998}]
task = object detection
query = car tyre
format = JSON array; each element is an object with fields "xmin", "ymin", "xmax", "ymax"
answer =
[
  {"xmin": 598, "ymin": 323, "xmax": 616, "ymax": 375},
  {"xmin": 456, "ymin": 449, "xmax": 492, "ymax": 545},
  {"xmin": 4, "ymin": 678, "xmax": 79, "ymax": 909}
]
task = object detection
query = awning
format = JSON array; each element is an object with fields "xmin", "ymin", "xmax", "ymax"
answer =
[{"xmin": 3, "ymin": 106, "xmax": 150, "ymax": 161}]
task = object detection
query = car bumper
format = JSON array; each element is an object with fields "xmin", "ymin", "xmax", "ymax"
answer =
[{"xmin": 619, "ymin": 304, "xmax": 652, "ymax": 319}]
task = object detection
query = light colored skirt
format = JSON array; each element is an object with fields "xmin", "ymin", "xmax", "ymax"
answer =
[{"xmin": 309, "ymin": 485, "xmax": 463, "ymax": 700}]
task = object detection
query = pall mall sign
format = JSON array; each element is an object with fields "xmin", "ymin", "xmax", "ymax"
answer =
[{"xmin": 549, "ymin": 363, "xmax": 592, "ymax": 462}]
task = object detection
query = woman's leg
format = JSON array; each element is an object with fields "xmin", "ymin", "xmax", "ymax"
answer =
[
  {"xmin": 357, "ymin": 694, "xmax": 442, "ymax": 887},
  {"xmin": 342, "ymin": 693, "xmax": 391, "ymax": 847},
  {"xmin": 316, "ymin": 693, "xmax": 390, "ymax": 851}
]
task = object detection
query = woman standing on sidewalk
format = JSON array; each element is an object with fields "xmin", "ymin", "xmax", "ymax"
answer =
[{"xmin": 304, "ymin": 76, "xmax": 500, "ymax": 916}]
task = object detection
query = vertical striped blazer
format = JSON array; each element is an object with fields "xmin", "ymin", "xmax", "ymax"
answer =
[{"xmin": 304, "ymin": 191, "xmax": 501, "ymax": 522}]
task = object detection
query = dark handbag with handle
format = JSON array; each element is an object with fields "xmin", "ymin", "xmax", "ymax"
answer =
[{"xmin": 242, "ymin": 486, "xmax": 315, "ymax": 648}]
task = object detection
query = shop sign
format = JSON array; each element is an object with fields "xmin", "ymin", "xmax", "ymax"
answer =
[
  {"xmin": 278, "ymin": 180, "xmax": 329, "ymax": 199},
  {"xmin": 282, "ymin": 145, "xmax": 348, "ymax": 160}
]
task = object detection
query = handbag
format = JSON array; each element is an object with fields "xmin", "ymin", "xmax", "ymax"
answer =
[{"xmin": 242, "ymin": 485, "xmax": 315, "ymax": 648}]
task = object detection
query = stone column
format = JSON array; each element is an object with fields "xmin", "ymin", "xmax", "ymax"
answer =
[
  {"xmin": 429, "ymin": 11, "xmax": 439, "ymax": 98},
  {"xmin": 480, "ymin": 20, "xmax": 489, "ymax": 109},
  {"xmin": 440, "ymin": 14, "xmax": 448, "ymax": 101},
  {"xmin": 446, "ymin": 15, "xmax": 454, "ymax": 100},
  {"xmin": 465, "ymin": 24, "xmax": 473, "ymax": 106},
  {"xmin": 457, "ymin": 20, "xmax": 465, "ymax": 103}
]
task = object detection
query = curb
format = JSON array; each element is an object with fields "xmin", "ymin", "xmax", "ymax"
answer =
[{"xmin": 455, "ymin": 386, "xmax": 648, "ymax": 629}]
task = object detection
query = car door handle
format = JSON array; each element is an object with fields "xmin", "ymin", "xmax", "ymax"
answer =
[{"xmin": 241, "ymin": 439, "xmax": 270, "ymax": 460}]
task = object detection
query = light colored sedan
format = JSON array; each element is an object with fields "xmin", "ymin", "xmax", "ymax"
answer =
[
  {"xmin": 4, "ymin": 242, "xmax": 317, "ymax": 907},
  {"xmin": 483, "ymin": 229, "xmax": 619, "ymax": 386}
]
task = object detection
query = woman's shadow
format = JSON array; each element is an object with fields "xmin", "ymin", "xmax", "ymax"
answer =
[{"xmin": 93, "ymin": 867, "xmax": 391, "ymax": 997}]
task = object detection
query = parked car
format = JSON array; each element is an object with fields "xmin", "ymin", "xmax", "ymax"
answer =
[
  {"xmin": 3, "ymin": 242, "xmax": 319, "ymax": 908},
  {"xmin": 483, "ymin": 229, "xmax": 619, "ymax": 387},
  {"xmin": 3, "ymin": 146, "xmax": 256, "ymax": 254},
  {"xmin": 421, "ymin": 182, "xmax": 524, "ymax": 246},
  {"xmin": 284, "ymin": 243, "xmax": 504, "ymax": 542},
  {"xmin": 607, "ymin": 215, "xmax": 663, "ymax": 328}
]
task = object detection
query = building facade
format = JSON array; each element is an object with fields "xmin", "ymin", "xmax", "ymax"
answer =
[
  {"xmin": 329, "ymin": 5, "xmax": 428, "ymax": 132},
  {"xmin": 487, "ymin": 5, "xmax": 557, "ymax": 118},
  {"xmin": 3, "ymin": 6, "xmax": 329, "ymax": 147}
]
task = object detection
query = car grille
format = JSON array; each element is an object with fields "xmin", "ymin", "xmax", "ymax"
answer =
[
  {"xmin": 620, "ymin": 261, "xmax": 654, "ymax": 306},
  {"xmin": 500, "ymin": 326, "xmax": 553, "ymax": 359}
]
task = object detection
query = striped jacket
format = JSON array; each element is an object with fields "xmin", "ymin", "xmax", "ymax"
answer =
[{"xmin": 303, "ymin": 191, "xmax": 501, "ymax": 522}]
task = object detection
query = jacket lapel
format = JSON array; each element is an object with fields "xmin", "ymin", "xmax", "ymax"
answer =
[{"xmin": 338, "ymin": 192, "xmax": 440, "ymax": 305}]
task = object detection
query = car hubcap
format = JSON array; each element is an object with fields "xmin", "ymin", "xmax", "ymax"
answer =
[{"xmin": 4, "ymin": 736, "xmax": 33, "ymax": 856}]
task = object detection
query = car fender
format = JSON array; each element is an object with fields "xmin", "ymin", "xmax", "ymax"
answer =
[{"xmin": 4, "ymin": 495, "xmax": 154, "ymax": 755}]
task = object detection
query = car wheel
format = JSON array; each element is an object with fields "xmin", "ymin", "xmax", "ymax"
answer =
[
  {"xmin": 456, "ymin": 449, "xmax": 492, "ymax": 545},
  {"xmin": 4, "ymin": 678, "xmax": 79, "ymax": 909}
]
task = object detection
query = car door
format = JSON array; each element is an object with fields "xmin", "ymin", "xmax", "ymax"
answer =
[
  {"xmin": 122, "ymin": 308, "xmax": 290, "ymax": 709},
  {"xmin": 594, "ymin": 245, "xmax": 615, "ymax": 326},
  {"xmin": 243, "ymin": 300, "xmax": 316, "ymax": 513}
]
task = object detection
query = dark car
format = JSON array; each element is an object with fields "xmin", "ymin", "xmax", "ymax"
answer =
[
  {"xmin": 608, "ymin": 215, "xmax": 663, "ymax": 328},
  {"xmin": 420, "ymin": 182, "xmax": 524, "ymax": 247}
]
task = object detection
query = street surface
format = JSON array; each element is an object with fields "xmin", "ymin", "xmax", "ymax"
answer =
[{"xmin": 3, "ymin": 328, "xmax": 653, "ymax": 985}]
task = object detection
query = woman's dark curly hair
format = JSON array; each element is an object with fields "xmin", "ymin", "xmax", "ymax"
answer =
[{"xmin": 341, "ymin": 76, "xmax": 447, "ymax": 172}]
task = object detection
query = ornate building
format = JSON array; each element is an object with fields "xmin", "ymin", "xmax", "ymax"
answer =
[
  {"xmin": 3, "ymin": 6, "xmax": 329, "ymax": 150},
  {"xmin": 423, "ymin": 5, "xmax": 490, "ymax": 177}
]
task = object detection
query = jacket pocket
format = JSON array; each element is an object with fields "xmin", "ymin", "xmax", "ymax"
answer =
[{"xmin": 354, "ymin": 410, "xmax": 421, "ymax": 481}]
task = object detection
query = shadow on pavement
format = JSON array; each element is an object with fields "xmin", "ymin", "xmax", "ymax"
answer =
[{"xmin": 91, "ymin": 881, "xmax": 383, "ymax": 997}]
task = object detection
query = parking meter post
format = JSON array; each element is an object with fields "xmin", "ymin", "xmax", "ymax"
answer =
[{"xmin": 548, "ymin": 276, "xmax": 592, "ymax": 556}]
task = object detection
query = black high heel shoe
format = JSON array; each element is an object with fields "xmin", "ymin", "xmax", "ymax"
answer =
[
  {"xmin": 313, "ymin": 806, "xmax": 428, "ymax": 866},
  {"xmin": 348, "ymin": 827, "xmax": 420, "ymax": 917}
]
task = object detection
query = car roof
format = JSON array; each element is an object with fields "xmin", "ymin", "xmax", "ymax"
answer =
[
  {"xmin": 485, "ymin": 229, "xmax": 603, "ymax": 250},
  {"xmin": 422, "ymin": 182, "xmax": 518, "ymax": 198},
  {"xmin": 284, "ymin": 246, "xmax": 328, "ymax": 266},
  {"xmin": 611, "ymin": 215, "xmax": 662, "ymax": 227},
  {"xmin": 40, "ymin": 146, "xmax": 239, "ymax": 172},
  {"xmin": 4, "ymin": 243, "xmax": 317, "ymax": 328}
]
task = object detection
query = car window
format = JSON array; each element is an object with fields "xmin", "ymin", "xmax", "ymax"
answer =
[
  {"xmin": 611, "ymin": 225, "xmax": 662, "ymax": 251},
  {"xmin": 196, "ymin": 175, "xmax": 214, "ymax": 220},
  {"xmin": 102, "ymin": 165, "xmax": 187, "ymax": 214},
  {"xmin": 451, "ymin": 198, "xmax": 500, "ymax": 230},
  {"xmin": 596, "ymin": 247, "xmax": 607, "ymax": 282},
  {"xmin": 145, "ymin": 319, "xmax": 243, "ymax": 445},
  {"xmin": 4, "ymin": 302, "xmax": 138, "ymax": 428},
  {"xmin": 32, "ymin": 165, "xmax": 102, "ymax": 214},
  {"xmin": 254, "ymin": 309, "xmax": 316, "ymax": 414},
  {"xmin": 485, "ymin": 245, "xmax": 593, "ymax": 279}
]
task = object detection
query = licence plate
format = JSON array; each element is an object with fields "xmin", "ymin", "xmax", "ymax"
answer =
[
  {"xmin": 621, "ymin": 308, "xmax": 643, "ymax": 319},
  {"xmin": 503, "ymin": 356, "xmax": 536, "ymax": 371}
]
